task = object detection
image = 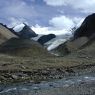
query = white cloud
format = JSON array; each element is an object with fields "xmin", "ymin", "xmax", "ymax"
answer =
[
  {"xmin": 32, "ymin": 24, "xmax": 70, "ymax": 35},
  {"xmin": 74, "ymin": 17, "xmax": 84, "ymax": 27},
  {"xmin": 32, "ymin": 15, "xmax": 84, "ymax": 35},
  {"xmin": 8, "ymin": 15, "xmax": 84, "ymax": 35},
  {"xmin": 67, "ymin": 0, "xmax": 95, "ymax": 13},
  {"xmin": 49, "ymin": 15, "xmax": 75, "ymax": 30},
  {"xmin": 8, "ymin": 17, "xmax": 28, "ymax": 28},
  {"xmin": 2, "ymin": 0, "xmax": 37, "ymax": 18},
  {"xmin": 43, "ymin": 0, "xmax": 66, "ymax": 6},
  {"xmin": 49, "ymin": 15, "xmax": 84, "ymax": 30},
  {"xmin": 44, "ymin": 0, "xmax": 95, "ymax": 13}
]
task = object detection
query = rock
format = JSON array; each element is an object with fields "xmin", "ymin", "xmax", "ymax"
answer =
[
  {"xmin": 41, "ymin": 70, "xmax": 50, "ymax": 75},
  {"xmin": 0, "ymin": 75, "xmax": 6, "ymax": 80},
  {"xmin": 38, "ymin": 34, "xmax": 56, "ymax": 45},
  {"xmin": 73, "ymin": 13, "xmax": 95, "ymax": 40},
  {"xmin": 21, "ymin": 65, "xmax": 26, "ymax": 69},
  {"xmin": 65, "ymin": 67, "xmax": 75, "ymax": 73},
  {"xmin": 11, "ymin": 75, "xmax": 18, "ymax": 79}
]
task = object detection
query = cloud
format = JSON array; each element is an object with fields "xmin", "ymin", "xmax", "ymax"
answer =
[
  {"xmin": 2, "ymin": 0, "xmax": 37, "ymax": 18},
  {"xmin": 0, "ymin": 0, "xmax": 86, "ymax": 35},
  {"xmin": 32, "ymin": 15, "xmax": 84, "ymax": 35},
  {"xmin": 43, "ymin": 0, "xmax": 66, "ymax": 6},
  {"xmin": 67, "ymin": 0, "xmax": 95, "ymax": 13},
  {"xmin": 73, "ymin": 17, "xmax": 84, "ymax": 27},
  {"xmin": 49, "ymin": 15, "xmax": 75, "ymax": 30},
  {"xmin": 44, "ymin": 0, "xmax": 95, "ymax": 13},
  {"xmin": 7, "ymin": 17, "xmax": 28, "ymax": 28},
  {"xmin": 0, "ymin": 0, "xmax": 59, "ymax": 27},
  {"xmin": 49, "ymin": 15, "xmax": 84, "ymax": 30},
  {"xmin": 32, "ymin": 24, "xmax": 70, "ymax": 35}
]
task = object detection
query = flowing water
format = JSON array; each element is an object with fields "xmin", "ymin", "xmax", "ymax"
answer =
[{"xmin": 0, "ymin": 74, "xmax": 95, "ymax": 95}]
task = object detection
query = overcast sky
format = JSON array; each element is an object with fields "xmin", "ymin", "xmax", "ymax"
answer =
[{"xmin": 0, "ymin": 0, "xmax": 94, "ymax": 35}]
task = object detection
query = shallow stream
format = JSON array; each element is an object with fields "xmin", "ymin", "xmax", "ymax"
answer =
[{"xmin": 0, "ymin": 74, "xmax": 95, "ymax": 95}]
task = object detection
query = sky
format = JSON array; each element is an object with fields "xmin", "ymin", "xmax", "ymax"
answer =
[{"xmin": 0, "ymin": 0, "xmax": 95, "ymax": 35}]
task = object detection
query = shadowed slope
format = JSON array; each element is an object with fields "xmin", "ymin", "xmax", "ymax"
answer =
[
  {"xmin": 74, "ymin": 13, "xmax": 95, "ymax": 39},
  {"xmin": 0, "ymin": 38, "xmax": 52, "ymax": 57}
]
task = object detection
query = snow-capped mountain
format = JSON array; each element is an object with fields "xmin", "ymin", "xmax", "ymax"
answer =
[
  {"xmin": 32, "ymin": 31, "xmax": 73, "ymax": 52},
  {"xmin": 46, "ymin": 39, "xmax": 67, "ymax": 51},
  {"xmin": 73, "ymin": 13, "xmax": 95, "ymax": 40},
  {"xmin": 32, "ymin": 34, "xmax": 44, "ymax": 41},
  {"xmin": 13, "ymin": 23, "xmax": 25, "ymax": 32},
  {"xmin": 13, "ymin": 23, "xmax": 38, "ymax": 39}
]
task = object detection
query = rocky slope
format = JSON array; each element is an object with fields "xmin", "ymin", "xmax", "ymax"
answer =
[{"xmin": 0, "ymin": 23, "xmax": 18, "ymax": 44}]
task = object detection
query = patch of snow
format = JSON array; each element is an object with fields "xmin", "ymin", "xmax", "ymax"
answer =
[
  {"xmin": 47, "ymin": 39, "xmax": 67, "ymax": 51},
  {"xmin": 31, "ymin": 34, "xmax": 43, "ymax": 41},
  {"xmin": 45, "ymin": 33, "xmax": 73, "ymax": 51},
  {"xmin": 76, "ymin": 18, "xmax": 84, "ymax": 28},
  {"xmin": 50, "ymin": 52, "xmax": 60, "ymax": 56},
  {"xmin": 13, "ymin": 23, "xmax": 25, "ymax": 32}
]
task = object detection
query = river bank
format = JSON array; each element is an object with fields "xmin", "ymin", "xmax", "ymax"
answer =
[
  {"xmin": 0, "ymin": 62, "xmax": 95, "ymax": 85},
  {"xmin": 0, "ymin": 73, "xmax": 95, "ymax": 95}
]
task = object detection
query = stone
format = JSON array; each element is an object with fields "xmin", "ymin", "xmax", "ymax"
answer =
[{"xmin": 11, "ymin": 75, "xmax": 18, "ymax": 79}]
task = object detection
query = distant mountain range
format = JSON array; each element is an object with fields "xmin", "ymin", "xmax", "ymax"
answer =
[
  {"xmin": 0, "ymin": 13, "xmax": 95, "ymax": 85},
  {"xmin": 0, "ymin": 13, "xmax": 95, "ymax": 57}
]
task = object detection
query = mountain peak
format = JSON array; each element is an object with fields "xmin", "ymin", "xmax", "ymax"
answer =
[
  {"xmin": 13, "ymin": 23, "xmax": 25, "ymax": 32},
  {"xmin": 13, "ymin": 23, "xmax": 38, "ymax": 39},
  {"xmin": 73, "ymin": 13, "xmax": 95, "ymax": 40}
]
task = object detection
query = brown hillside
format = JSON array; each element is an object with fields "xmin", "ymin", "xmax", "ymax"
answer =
[
  {"xmin": 0, "ymin": 38, "xmax": 52, "ymax": 57},
  {"xmin": 0, "ymin": 24, "xmax": 17, "ymax": 44}
]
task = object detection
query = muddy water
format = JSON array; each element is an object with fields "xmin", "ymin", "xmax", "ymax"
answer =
[{"xmin": 0, "ymin": 74, "xmax": 95, "ymax": 95}]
